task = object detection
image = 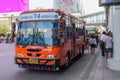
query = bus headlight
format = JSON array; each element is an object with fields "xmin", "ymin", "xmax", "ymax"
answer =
[
  {"xmin": 15, "ymin": 53, "xmax": 23, "ymax": 57},
  {"xmin": 46, "ymin": 54, "xmax": 58, "ymax": 59}
]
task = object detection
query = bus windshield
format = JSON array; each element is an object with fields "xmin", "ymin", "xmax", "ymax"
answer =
[{"xmin": 16, "ymin": 21, "xmax": 60, "ymax": 46}]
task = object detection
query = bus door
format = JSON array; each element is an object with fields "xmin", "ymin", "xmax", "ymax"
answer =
[
  {"xmin": 60, "ymin": 20, "xmax": 67, "ymax": 51},
  {"xmin": 72, "ymin": 23, "xmax": 76, "ymax": 56}
]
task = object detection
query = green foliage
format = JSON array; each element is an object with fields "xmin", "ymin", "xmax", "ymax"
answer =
[
  {"xmin": 0, "ymin": 27, "xmax": 9, "ymax": 35},
  {"xmin": 0, "ymin": 19, "xmax": 10, "ymax": 36}
]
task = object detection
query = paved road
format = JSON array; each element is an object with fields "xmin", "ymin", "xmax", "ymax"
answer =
[{"xmin": 0, "ymin": 43, "xmax": 97, "ymax": 80}]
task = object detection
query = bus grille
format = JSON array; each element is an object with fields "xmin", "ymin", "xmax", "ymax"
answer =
[
  {"xmin": 27, "ymin": 49, "xmax": 41, "ymax": 52},
  {"xmin": 27, "ymin": 53, "xmax": 41, "ymax": 57}
]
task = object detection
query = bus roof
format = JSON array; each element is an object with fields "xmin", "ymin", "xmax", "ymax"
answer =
[{"xmin": 21, "ymin": 8, "xmax": 65, "ymax": 14}]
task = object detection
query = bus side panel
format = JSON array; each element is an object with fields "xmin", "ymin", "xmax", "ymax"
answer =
[
  {"xmin": 59, "ymin": 39, "xmax": 72, "ymax": 66},
  {"xmin": 76, "ymin": 36, "xmax": 84, "ymax": 55}
]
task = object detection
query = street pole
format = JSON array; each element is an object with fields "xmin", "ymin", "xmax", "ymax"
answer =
[
  {"xmin": 11, "ymin": 15, "xmax": 13, "ymax": 26},
  {"xmin": 105, "ymin": 6, "xmax": 109, "ymax": 31},
  {"xmin": 10, "ymin": 15, "xmax": 15, "ymax": 42}
]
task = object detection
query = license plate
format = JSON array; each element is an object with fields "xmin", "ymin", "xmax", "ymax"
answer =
[{"xmin": 29, "ymin": 58, "xmax": 38, "ymax": 64}]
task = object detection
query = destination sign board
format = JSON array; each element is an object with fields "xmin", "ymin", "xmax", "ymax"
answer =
[{"xmin": 20, "ymin": 12, "xmax": 59, "ymax": 21}]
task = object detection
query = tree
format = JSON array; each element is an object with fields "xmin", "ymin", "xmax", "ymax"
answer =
[
  {"xmin": 0, "ymin": 19, "xmax": 10, "ymax": 36},
  {"xmin": 0, "ymin": 27, "xmax": 9, "ymax": 36}
]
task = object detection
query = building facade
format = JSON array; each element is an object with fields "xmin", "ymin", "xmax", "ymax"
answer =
[
  {"xmin": 54, "ymin": 0, "xmax": 83, "ymax": 14},
  {"xmin": 0, "ymin": 0, "xmax": 29, "ymax": 13}
]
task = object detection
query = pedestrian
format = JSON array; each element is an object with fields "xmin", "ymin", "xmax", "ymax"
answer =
[
  {"xmin": 95, "ymin": 32, "xmax": 99, "ymax": 47},
  {"xmin": 108, "ymin": 31, "xmax": 113, "ymax": 57},
  {"xmin": 85, "ymin": 34, "xmax": 90, "ymax": 53},
  {"xmin": 89, "ymin": 34, "xmax": 97, "ymax": 54},
  {"xmin": 100, "ymin": 31, "xmax": 106, "ymax": 57},
  {"xmin": 5, "ymin": 34, "xmax": 10, "ymax": 43},
  {"xmin": 108, "ymin": 31, "xmax": 112, "ymax": 37},
  {"xmin": 104, "ymin": 32, "xmax": 113, "ymax": 60}
]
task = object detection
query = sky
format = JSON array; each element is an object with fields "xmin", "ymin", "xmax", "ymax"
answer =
[
  {"xmin": 29, "ymin": 0, "xmax": 104, "ymax": 14},
  {"xmin": 83, "ymin": 0, "xmax": 104, "ymax": 14},
  {"xmin": 29, "ymin": 0, "xmax": 54, "ymax": 9}
]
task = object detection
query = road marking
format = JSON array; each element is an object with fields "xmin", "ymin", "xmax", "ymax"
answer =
[
  {"xmin": 79, "ymin": 55, "xmax": 94, "ymax": 78},
  {"xmin": 78, "ymin": 49, "xmax": 99, "ymax": 80}
]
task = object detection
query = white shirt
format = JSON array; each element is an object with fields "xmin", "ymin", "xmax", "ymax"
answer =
[
  {"xmin": 100, "ymin": 34, "xmax": 106, "ymax": 42},
  {"xmin": 104, "ymin": 35, "xmax": 113, "ymax": 48}
]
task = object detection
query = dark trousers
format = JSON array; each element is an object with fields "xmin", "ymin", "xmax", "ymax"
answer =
[{"xmin": 100, "ymin": 43, "xmax": 105, "ymax": 56}]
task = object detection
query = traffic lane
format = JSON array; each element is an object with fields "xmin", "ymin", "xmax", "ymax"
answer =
[
  {"xmin": 0, "ymin": 43, "xmax": 16, "ymax": 79},
  {"xmin": 0, "ymin": 53, "xmax": 94, "ymax": 80},
  {"xmin": 0, "ymin": 43, "xmax": 15, "ymax": 56},
  {"xmin": 0, "ymin": 55, "xmax": 18, "ymax": 80},
  {"xmin": 0, "ymin": 43, "xmax": 15, "ymax": 49},
  {"xmin": 0, "ymin": 43, "xmax": 96, "ymax": 80}
]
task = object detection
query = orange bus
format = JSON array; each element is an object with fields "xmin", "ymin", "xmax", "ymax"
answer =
[{"xmin": 15, "ymin": 8, "xmax": 86, "ymax": 71}]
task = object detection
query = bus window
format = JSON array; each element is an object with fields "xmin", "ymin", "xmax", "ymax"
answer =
[{"xmin": 66, "ymin": 27, "xmax": 73, "ymax": 38}]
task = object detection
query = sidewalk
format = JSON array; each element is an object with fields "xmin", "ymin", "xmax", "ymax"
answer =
[{"xmin": 87, "ymin": 49, "xmax": 120, "ymax": 80}]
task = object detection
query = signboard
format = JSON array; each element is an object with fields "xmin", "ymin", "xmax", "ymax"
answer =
[
  {"xmin": 54, "ymin": 0, "xmax": 80, "ymax": 13},
  {"xmin": 20, "ymin": 12, "xmax": 59, "ymax": 21},
  {"xmin": 60, "ymin": 0, "xmax": 73, "ymax": 5},
  {"xmin": 99, "ymin": 0, "xmax": 120, "ymax": 6},
  {"xmin": 0, "ymin": 0, "xmax": 29, "ymax": 13}
]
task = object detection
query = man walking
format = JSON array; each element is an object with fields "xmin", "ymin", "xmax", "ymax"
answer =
[{"xmin": 100, "ymin": 31, "xmax": 106, "ymax": 56}]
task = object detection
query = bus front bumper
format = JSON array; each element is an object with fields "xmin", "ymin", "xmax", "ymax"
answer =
[{"xmin": 15, "ymin": 58, "xmax": 60, "ymax": 71}]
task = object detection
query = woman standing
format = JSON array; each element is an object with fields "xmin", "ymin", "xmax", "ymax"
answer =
[
  {"xmin": 104, "ymin": 32, "xmax": 113, "ymax": 60},
  {"xmin": 89, "ymin": 34, "xmax": 97, "ymax": 54}
]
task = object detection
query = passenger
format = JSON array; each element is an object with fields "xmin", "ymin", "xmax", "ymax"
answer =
[
  {"xmin": 89, "ymin": 34, "xmax": 97, "ymax": 54},
  {"xmin": 95, "ymin": 32, "xmax": 99, "ymax": 47},
  {"xmin": 108, "ymin": 31, "xmax": 113, "ymax": 37},
  {"xmin": 104, "ymin": 32, "xmax": 113, "ymax": 60},
  {"xmin": 100, "ymin": 31, "xmax": 106, "ymax": 57},
  {"xmin": 85, "ymin": 34, "xmax": 90, "ymax": 53}
]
